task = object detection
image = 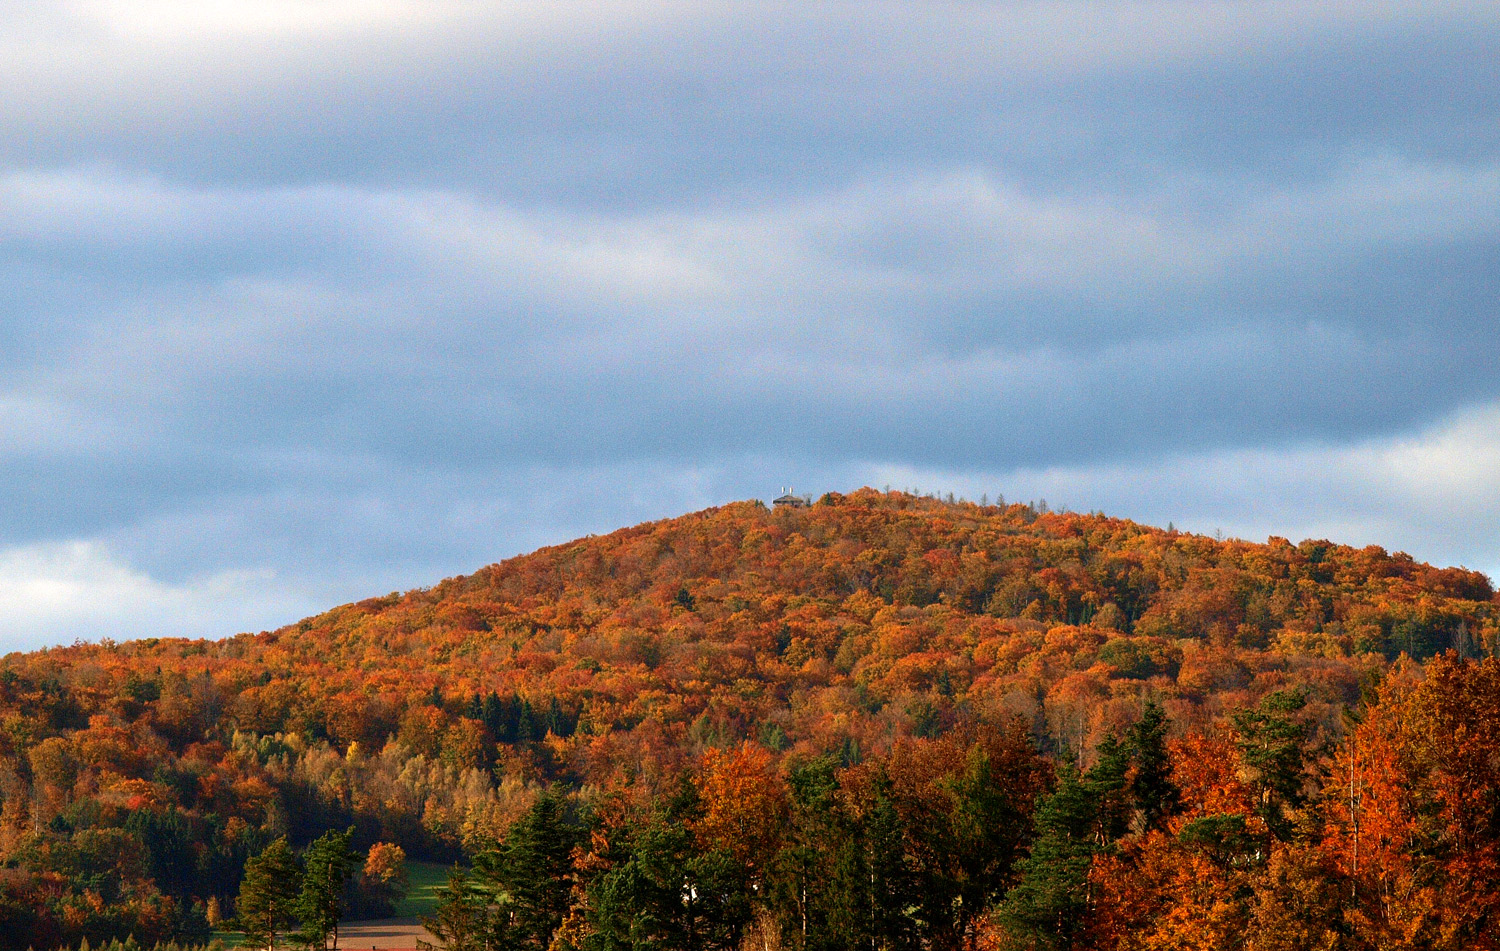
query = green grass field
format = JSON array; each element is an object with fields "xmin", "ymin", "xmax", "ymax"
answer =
[{"xmin": 394, "ymin": 861, "xmax": 454, "ymax": 920}]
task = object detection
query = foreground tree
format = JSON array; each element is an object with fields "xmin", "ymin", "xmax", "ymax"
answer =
[
  {"xmin": 296, "ymin": 827, "xmax": 360, "ymax": 951},
  {"xmin": 1322, "ymin": 655, "xmax": 1500, "ymax": 949},
  {"xmin": 694, "ymin": 743, "xmax": 788, "ymax": 887},
  {"xmin": 422, "ymin": 790, "xmax": 588, "ymax": 951},
  {"xmin": 423, "ymin": 867, "xmax": 501, "ymax": 951},
  {"xmin": 238, "ymin": 837, "xmax": 302, "ymax": 951},
  {"xmin": 768, "ymin": 756, "xmax": 873, "ymax": 951},
  {"xmin": 476, "ymin": 789, "xmax": 584, "ymax": 951},
  {"xmin": 1231, "ymin": 689, "xmax": 1312, "ymax": 842},
  {"xmin": 997, "ymin": 765, "xmax": 1100, "ymax": 950},
  {"xmin": 1127, "ymin": 701, "xmax": 1180, "ymax": 833},
  {"xmin": 588, "ymin": 786, "xmax": 752, "ymax": 951},
  {"xmin": 356, "ymin": 841, "xmax": 411, "ymax": 918}
]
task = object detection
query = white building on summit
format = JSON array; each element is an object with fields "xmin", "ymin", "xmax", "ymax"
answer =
[{"xmin": 773, "ymin": 489, "xmax": 809, "ymax": 508}]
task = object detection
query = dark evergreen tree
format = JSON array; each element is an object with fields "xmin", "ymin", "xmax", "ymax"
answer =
[
  {"xmin": 1084, "ymin": 736, "xmax": 1132, "ymax": 845},
  {"xmin": 544, "ymin": 697, "xmax": 576, "ymax": 738},
  {"xmin": 815, "ymin": 827, "xmax": 872, "ymax": 951},
  {"xmin": 473, "ymin": 790, "xmax": 582, "ymax": 951},
  {"xmin": 1176, "ymin": 812, "xmax": 1258, "ymax": 869},
  {"xmin": 124, "ymin": 807, "xmax": 198, "ymax": 902},
  {"xmin": 481, "ymin": 691, "xmax": 503, "ymax": 736},
  {"xmin": 930, "ymin": 747, "xmax": 1034, "ymax": 950},
  {"xmin": 236, "ymin": 837, "xmax": 301, "ymax": 951},
  {"xmin": 863, "ymin": 779, "xmax": 919, "ymax": 951},
  {"xmin": 587, "ymin": 787, "xmax": 751, "ymax": 951},
  {"xmin": 1230, "ymin": 689, "xmax": 1311, "ymax": 841},
  {"xmin": 516, "ymin": 700, "xmax": 539, "ymax": 744},
  {"xmin": 484, "ymin": 692, "xmax": 520, "ymax": 743},
  {"xmin": 771, "ymin": 757, "xmax": 842, "ymax": 951},
  {"xmin": 1127, "ymin": 700, "xmax": 1180, "ymax": 832},
  {"xmin": 295, "ymin": 827, "xmax": 359, "ymax": 951},
  {"xmin": 770, "ymin": 756, "xmax": 912, "ymax": 951},
  {"xmin": 424, "ymin": 867, "xmax": 502, "ymax": 951},
  {"xmin": 996, "ymin": 766, "xmax": 1098, "ymax": 950}
]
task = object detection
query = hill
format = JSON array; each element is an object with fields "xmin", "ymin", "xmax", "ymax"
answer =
[{"xmin": 1, "ymin": 489, "xmax": 1498, "ymax": 949}]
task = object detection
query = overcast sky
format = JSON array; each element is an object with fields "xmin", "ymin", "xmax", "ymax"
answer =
[{"xmin": 2, "ymin": 1, "xmax": 1498, "ymax": 650}]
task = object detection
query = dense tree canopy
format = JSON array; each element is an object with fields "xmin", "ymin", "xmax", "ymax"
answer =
[{"xmin": 0, "ymin": 490, "xmax": 1496, "ymax": 949}]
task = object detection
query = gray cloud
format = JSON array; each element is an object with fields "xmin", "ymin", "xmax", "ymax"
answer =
[
  {"xmin": 0, "ymin": 1, "xmax": 1497, "ymax": 649},
  {"xmin": 877, "ymin": 401, "xmax": 1500, "ymax": 581}
]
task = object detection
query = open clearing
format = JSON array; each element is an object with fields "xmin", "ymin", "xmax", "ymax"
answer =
[
  {"xmin": 336, "ymin": 918, "xmax": 436, "ymax": 950},
  {"xmin": 339, "ymin": 861, "xmax": 450, "ymax": 949},
  {"xmin": 216, "ymin": 861, "xmax": 453, "ymax": 949},
  {"xmin": 394, "ymin": 860, "xmax": 452, "ymax": 919}
]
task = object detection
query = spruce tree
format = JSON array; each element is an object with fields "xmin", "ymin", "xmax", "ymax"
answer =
[
  {"xmin": 997, "ymin": 766, "xmax": 1098, "ymax": 950},
  {"xmin": 864, "ymin": 780, "xmax": 919, "ymax": 951},
  {"xmin": 771, "ymin": 756, "xmax": 912, "ymax": 951},
  {"xmin": 481, "ymin": 692, "xmax": 505, "ymax": 739},
  {"xmin": 820, "ymin": 829, "xmax": 870, "ymax": 951},
  {"xmin": 237, "ymin": 837, "xmax": 301, "ymax": 951},
  {"xmin": 1084, "ymin": 736, "xmax": 1132, "ymax": 845},
  {"xmin": 587, "ymin": 786, "xmax": 751, "ymax": 951},
  {"xmin": 516, "ymin": 700, "xmax": 539, "ymax": 743},
  {"xmin": 772, "ymin": 757, "xmax": 842, "ymax": 951},
  {"xmin": 425, "ymin": 867, "xmax": 500, "ymax": 951},
  {"xmin": 937, "ymin": 747, "xmax": 1034, "ymax": 949},
  {"xmin": 1127, "ymin": 700, "xmax": 1180, "ymax": 832}
]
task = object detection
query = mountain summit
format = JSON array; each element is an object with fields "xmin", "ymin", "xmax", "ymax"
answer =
[{"xmin": 2, "ymin": 489, "xmax": 1497, "ymax": 946}]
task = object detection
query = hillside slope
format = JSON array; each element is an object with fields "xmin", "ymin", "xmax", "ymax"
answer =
[{"xmin": 1, "ymin": 489, "xmax": 1497, "ymax": 947}]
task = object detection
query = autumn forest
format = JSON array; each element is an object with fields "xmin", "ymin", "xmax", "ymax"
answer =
[{"xmin": 3, "ymin": 490, "xmax": 1498, "ymax": 950}]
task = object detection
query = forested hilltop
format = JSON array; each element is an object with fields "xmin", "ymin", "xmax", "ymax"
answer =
[{"xmin": 3, "ymin": 489, "xmax": 1499, "ymax": 950}]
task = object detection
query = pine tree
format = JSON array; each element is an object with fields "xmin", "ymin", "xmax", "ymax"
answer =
[
  {"xmin": 295, "ymin": 827, "xmax": 359, "ymax": 950},
  {"xmin": 770, "ymin": 755, "xmax": 861, "ymax": 951},
  {"xmin": 237, "ymin": 837, "xmax": 301, "ymax": 951},
  {"xmin": 938, "ymin": 746, "xmax": 1036, "ymax": 949},
  {"xmin": 424, "ymin": 867, "xmax": 500, "ymax": 951},
  {"xmin": 587, "ymin": 786, "xmax": 752, "ymax": 951},
  {"xmin": 516, "ymin": 700, "xmax": 538, "ymax": 744},
  {"xmin": 864, "ymin": 779, "xmax": 919, "ymax": 951},
  {"xmin": 1231, "ymin": 689, "xmax": 1311, "ymax": 842}
]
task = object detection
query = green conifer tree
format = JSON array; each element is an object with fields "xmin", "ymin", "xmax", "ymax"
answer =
[
  {"xmin": 237, "ymin": 837, "xmax": 302, "ymax": 951},
  {"xmin": 997, "ymin": 766, "xmax": 1098, "ymax": 950},
  {"xmin": 473, "ymin": 790, "xmax": 581, "ymax": 951},
  {"xmin": 1127, "ymin": 700, "xmax": 1180, "ymax": 832},
  {"xmin": 864, "ymin": 779, "xmax": 919, "ymax": 951},
  {"xmin": 1085, "ymin": 736, "xmax": 1133, "ymax": 845},
  {"xmin": 424, "ymin": 867, "xmax": 500, "ymax": 951},
  {"xmin": 295, "ymin": 827, "xmax": 359, "ymax": 951},
  {"xmin": 587, "ymin": 786, "xmax": 751, "ymax": 951},
  {"xmin": 1231, "ymin": 689, "xmax": 1311, "ymax": 841},
  {"xmin": 770, "ymin": 757, "xmax": 849, "ymax": 951}
]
